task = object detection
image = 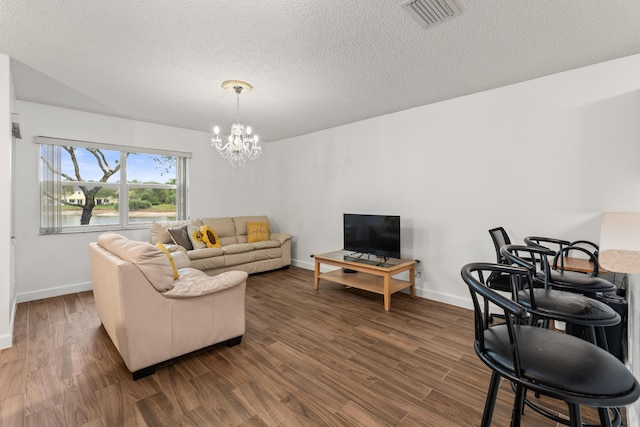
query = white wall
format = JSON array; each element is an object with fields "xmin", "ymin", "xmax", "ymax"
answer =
[
  {"xmin": 0, "ymin": 54, "xmax": 15, "ymax": 349},
  {"xmin": 12, "ymin": 101, "xmax": 276, "ymax": 301},
  {"xmin": 11, "ymin": 53, "xmax": 640, "ymax": 311},
  {"xmin": 260, "ymin": 54, "xmax": 640, "ymax": 308}
]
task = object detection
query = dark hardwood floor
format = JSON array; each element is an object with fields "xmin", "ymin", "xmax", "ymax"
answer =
[{"xmin": 0, "ymin": 266, "xmax": 625, "ymax": 426}]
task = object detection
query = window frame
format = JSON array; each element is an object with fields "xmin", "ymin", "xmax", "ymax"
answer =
[{"xmin": 38, "ymin": 136, "xmax": 191, "ymax": 234}]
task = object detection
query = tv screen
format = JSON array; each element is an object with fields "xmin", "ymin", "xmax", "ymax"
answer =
[{"xmin": 343, "ymin": 214, "xmax": 401, "ymax": 259}]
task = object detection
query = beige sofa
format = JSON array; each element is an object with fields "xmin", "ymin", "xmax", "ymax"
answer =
[
  {"xmin": 88, "ymin": 232, "xmax": 247, "ymax": 379},
  {"xmin": 149, "ymin": 215, "xmax": 293, "ymax": 276}
]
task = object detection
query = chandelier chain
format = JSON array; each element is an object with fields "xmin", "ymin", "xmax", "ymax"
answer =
[{"xmin": 236, "ymin": 89, "xmax": 241, "ymax": 123}]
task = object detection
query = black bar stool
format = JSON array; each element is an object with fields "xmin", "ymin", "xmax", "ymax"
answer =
[{"xmin": 461, "ymin": 262, "xmax": 640, "ymax": 427}]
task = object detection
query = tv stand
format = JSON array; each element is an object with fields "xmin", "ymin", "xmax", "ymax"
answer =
[{"xmin": 313, "ymin": 250, "xmax": 416, "ymax": 311}]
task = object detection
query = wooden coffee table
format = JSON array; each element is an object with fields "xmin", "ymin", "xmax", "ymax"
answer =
[{"xmin": 313, "ymin": 250, "xmax": 416, "ymax": 311}]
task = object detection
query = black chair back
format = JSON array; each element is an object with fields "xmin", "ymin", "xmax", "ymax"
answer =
[
  {"xmin": 500, "ymin": 244, "xmax": 554, "ymax": 289},
  {"xmin": 462, "ymin": 262, "xmax": 529, "ymax": 351},
  {"xmin": 488, "ymin": 227, "xmax": 511, "ymax": 263},
  {"xmin": 551, "ymin": 244, "xmax": 600, "ymax": 276}
]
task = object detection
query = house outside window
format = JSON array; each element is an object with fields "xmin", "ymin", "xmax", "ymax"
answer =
[{"xmin": 38, "ymin": 137, "xmax": 190, "ymax": 234}]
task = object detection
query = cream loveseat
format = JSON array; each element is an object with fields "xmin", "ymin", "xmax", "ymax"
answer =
[
  {"xmin": 149, "ymin": 215, "xmax": 293, "ymax": 276},
  {"xmin": 88, "ymin": 232, "xmax": 247, "ymax": 379}
]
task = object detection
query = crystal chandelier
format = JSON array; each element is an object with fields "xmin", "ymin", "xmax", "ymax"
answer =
[{"xmin": 211, "ymin": 80, "xmax": 262, "ymax": 167}]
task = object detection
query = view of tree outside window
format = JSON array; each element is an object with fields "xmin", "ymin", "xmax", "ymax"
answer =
[{"xmin": 39, "ymin": 138, "xmax": 188, "ymax": 233}]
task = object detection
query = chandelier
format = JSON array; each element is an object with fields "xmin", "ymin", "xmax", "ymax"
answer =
[{"xmin": 211, "ymin": 80, "xmax": 262, "ymax": 167}]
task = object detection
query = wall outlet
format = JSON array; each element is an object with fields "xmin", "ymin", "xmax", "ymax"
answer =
[{"xmin": 415, "ymin": 270, "xmax": 422, "ymax": 278}]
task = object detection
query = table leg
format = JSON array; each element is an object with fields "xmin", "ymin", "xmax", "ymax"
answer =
[
  {"xmin": 409, "ymin": 266, "xmax": 415, "ymax": 299},
  {"xmin": 383, "ymin": 274, "xmax": 391, "ymax": 311},
  {"xmin": 314, "ymin": 259, "xmax": 320, "ymax": 290}
]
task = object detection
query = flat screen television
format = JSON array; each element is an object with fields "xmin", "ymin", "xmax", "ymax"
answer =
[{"xmin": 343, "ymin": 213, "xmax": 401, "ymax": 259}]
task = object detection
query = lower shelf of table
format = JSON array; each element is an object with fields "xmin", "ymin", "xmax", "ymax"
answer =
[{"xmin": 318, "ymin": 269, "xmax": 412, "ymax": 295}]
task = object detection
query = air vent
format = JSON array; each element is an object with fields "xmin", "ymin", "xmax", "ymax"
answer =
[{"xmin": 401, "ymin": 0, "xmax": 460, "ymax": 29}]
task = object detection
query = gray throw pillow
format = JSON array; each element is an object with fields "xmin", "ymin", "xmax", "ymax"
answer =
[{"xmin": 167, "ymin": 225, "xmax": 193, "ymax": 250}]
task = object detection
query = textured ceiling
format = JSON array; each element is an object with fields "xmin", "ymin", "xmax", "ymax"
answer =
[{"xmin": 2, "ymin": 0, "xmax": 640, "ymax": 142}]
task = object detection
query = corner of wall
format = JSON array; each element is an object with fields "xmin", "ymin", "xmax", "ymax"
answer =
[{"xmin": 0, "ymin": 296, "xmax": 17, "ymax": 350}]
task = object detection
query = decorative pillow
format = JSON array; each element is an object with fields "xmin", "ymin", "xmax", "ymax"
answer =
[
  {"xmin": 167, "ymin": 225, "xmax": 193, "ymax": 250},
  {"xmin": 247, "ymin": 221, "xmax": 270, "ymax": 243},
  {"xmin": 200, "ymin": 225, "xmax": 221, "ymax": 248},
  {"xmin": 156, "ymin": 243, "xmax": 179, "ymax": 280},
  {"xmin": 188, "ymin": 225, "xmax": 207, "ymax": 249}
]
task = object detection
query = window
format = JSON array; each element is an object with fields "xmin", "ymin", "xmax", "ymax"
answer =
[{"xmin": 39, "ymin": 137, "xmax": 190, "ymax": 234}]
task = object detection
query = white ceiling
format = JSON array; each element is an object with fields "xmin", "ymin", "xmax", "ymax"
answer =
[{"xmin": 2, "ymin": 0, "xmax": 640, "ymax": 142}]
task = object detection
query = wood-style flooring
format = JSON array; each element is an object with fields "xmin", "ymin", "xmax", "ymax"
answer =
[{"xmin": 0, "ymin": 266, "xmax": 627, "ymax": 426}]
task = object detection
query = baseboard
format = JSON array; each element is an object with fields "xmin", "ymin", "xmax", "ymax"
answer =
[
  {"xmin": 0, "ymin": 296, "xmax": 18, "ymax": 350},
  {"xmin": 0, "ymin": 332, "xmax": 11, "ymax": 350},
  {"xmin": 292, "ymin": 258, "xmax": 473, "ymax": 310},
  {"xmin": 16, "ymin": 281, "xmax": 93, "ymax": 303},
  {"xmin": 415, "ymin": 288, "xmax": 472, "ymax": 310},
  {"xmin": 292, "ymin": 258, "xmax": 315, "ymax": 270}
]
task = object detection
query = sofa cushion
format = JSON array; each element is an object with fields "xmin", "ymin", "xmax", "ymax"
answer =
[
  {"xmin": 172, "ymin": 251, "xmax": 191, "ymax": 269},
  {"xmin": 188, "ymin": 247, "xmax": 224, "ymax": 260},
  {"xmin": 150, "ymin": 219, "xmax": 202, "ymax": 244},
  {"xmin": 233, "ymin": 216, "xmax": 269, "ymax": 243},
  {"xmin": 167, "ymin": 224, "xmax": 193, "ymax": 250},
  {"xmin": 252, "ymin": 240, "xmax": 281, "ymax": 250},
  {"xmin": 187, "ymin": 225, "xmax": 207, "ymax": 250},
  {"xmin": 222, "ymin": 243, "xmax": 255, "ymax": 255},
  {"xmin": 255, "ymin": 247, "xmax": 283, "ymax": 261},
  {"xmin": 162, "ymin": 271, "xmax": 248, "ymax": 299},
  {"xmin": 225, "ymin": 251, "xmax": 256, "ymax": 267},
  {"xmin": 246, "ymin": 221, "xmax": 270, "ymax": 243},
  {"xmin": 97, "ymin": 233, "xmax": 175, "ymax": 292},
  {"xmin": 175, "ymin": 266, "xmax": 207, "ymax": 279},
  {"xmin": 189, "ymin": 255, "xmax": 226, "ymax": 271},
  {"xmin": 201, "ymin": 217, "xmax": 237, "ymax": 246}
]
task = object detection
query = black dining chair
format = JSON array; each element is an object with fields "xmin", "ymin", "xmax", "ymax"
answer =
[
  {"xmin": 500, "ymin": 244, "xmax": 620, "ymax": 351},
  {"xmin": 485, "ymin": 227, "xmax": 514, "ymax": 324},
  {"xmin": 461, "ymin": 262, "xmax": 640, "ymax": 427},
  {"xmin": 524, "ymin": 236, "xmax": 616, "ymax": 295}
]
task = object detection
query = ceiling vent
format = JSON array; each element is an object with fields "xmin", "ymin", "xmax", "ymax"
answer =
[{"xmin": 401, "ymin": 0, "xmax": 460, "ymax": 29}]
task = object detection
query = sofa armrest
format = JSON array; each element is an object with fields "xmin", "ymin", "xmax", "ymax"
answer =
[
  {"xmin": 163, "ymin": 270, "xmax": 248, "ymax": 298},
  {"xmin": 164, "ymin": 244, "xmax": 187, "ymax": 253},
  {"xmin": 270, "ymin": 232, "xmax": 293, "ymax": 245}
]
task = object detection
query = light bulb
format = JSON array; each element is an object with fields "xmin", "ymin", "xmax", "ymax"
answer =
[
  {"xmin": 254, "ymin": 135, "xmax": 259, "ymax": 143},
  {"xmin": 246, "ymin": 126, "xmax": 252, "ymax": 135},
  {"xmin": 213, "ymin": 126, "xmax": 219, "ymax": 135}
]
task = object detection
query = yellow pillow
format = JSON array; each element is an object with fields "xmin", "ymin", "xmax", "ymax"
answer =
[
  {"xmin": 200, "ymin": 225, "xmax": 221, "ymax": 248},
  {"xmin": 247, "ymin": 221, "xmax": 270, "ymax": 243},
  {"xmin": 155, "ymin": 243, "xmax": 179, "ymax": 280}
]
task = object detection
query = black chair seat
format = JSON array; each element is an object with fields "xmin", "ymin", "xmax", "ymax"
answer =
[
  {"xmin": 517, "ymin": 289, "xmax": 620, "ymax": 326},
  {"xmin": 544, "ymin": 270, "xmax": 617, "ymax": 294},
  {"xmin": 482, "ymin": 324, "xmax": 639, "ymax": 405}
]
